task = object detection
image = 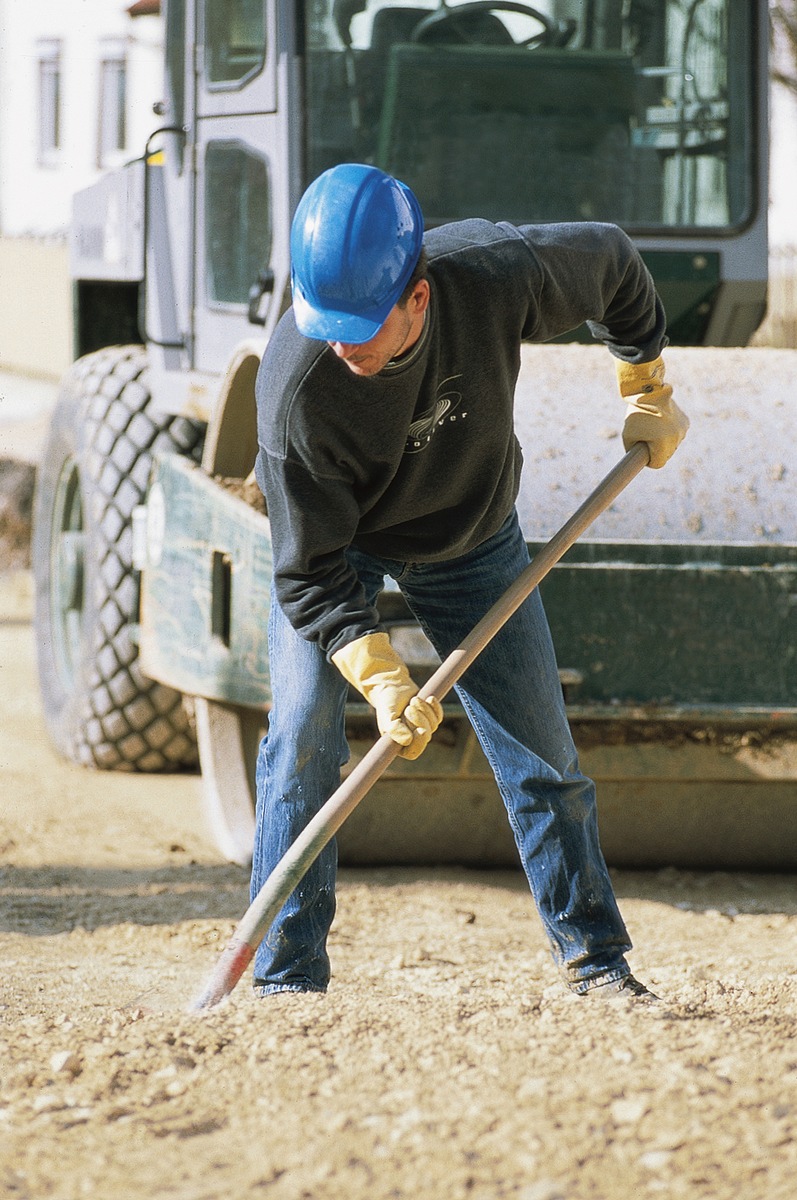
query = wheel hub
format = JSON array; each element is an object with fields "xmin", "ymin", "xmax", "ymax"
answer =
[{"xmin": 50, "ymin": 457, "xmax": 85, "ymax": 688}]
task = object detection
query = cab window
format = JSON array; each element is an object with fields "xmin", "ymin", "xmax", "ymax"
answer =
[
  {"xmin": 205, "ymin": 0, "xmax": 266, "ymax": 86},
  {"xmin": 205, "ymin": 141, "xmax": 272, "ymax": 306}
]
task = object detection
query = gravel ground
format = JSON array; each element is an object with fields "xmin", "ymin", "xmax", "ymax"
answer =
[
  {"xmin": 2, "ymin": 360, "xmax": 797, "ymax": 1199},
  {"xmin": 1, "ymin": 570, "xmax": 797, "ymax": 1200}
]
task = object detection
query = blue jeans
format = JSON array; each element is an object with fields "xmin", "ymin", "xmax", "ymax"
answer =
[{"xmin": 250, "ymin": 510, "xmax": 632, "ymax": 994}]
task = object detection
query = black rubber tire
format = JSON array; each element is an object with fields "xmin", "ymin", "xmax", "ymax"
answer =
[{"xmin": 32, "ymin": 345, "xmax": 204, "ymax": 771}]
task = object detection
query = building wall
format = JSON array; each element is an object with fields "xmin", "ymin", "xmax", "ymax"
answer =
[
  {"xmin": 0, "ymin": 1, "xmax": 161, "ymax": 237},
  {"xmin": 0, "ymin": 239, "xmax": 71, "ymax": 376},
  {"xmin": 768, "ymin": 28, "xmax": 797, "ymax": 250},
  {"xmin": 0, "ymin": 2, "xmax": 161, "ymax": 377},
  {"xmin": 752, "ymin": 21, "xmax": 797, "ymax": 348}
]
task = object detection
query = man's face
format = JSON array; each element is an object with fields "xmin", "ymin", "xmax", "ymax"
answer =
[{"xmin": 326, "ymin": 281, "xmax": 429, "ymax": 377}]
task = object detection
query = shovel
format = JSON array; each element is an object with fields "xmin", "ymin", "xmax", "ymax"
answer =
[{"xmin": 192, "ymin": 442, "xmax": 650, "ymax": 1010}]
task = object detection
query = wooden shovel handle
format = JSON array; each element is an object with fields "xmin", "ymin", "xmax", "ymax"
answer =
[{"xmin": 192, "ymin": 442, "xmax": 650, "ymax": 1010}]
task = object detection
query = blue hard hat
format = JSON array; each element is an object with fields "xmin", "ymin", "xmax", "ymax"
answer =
[{"xmin": 290, "ymin": 163, "xmax": 424, "ymax": 344}]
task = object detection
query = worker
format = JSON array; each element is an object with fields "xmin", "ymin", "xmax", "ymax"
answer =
[{"xmin": 251, "ymin": 163, "xmax": 688, "ymax": 1002}]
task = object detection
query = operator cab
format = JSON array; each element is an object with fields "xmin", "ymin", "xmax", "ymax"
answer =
[
  {"xmin": 72, "ymin": 1, "xmax": 765, "ymax": 404},
  {"xmin": 304, "ymin": 0, "xmax": 754, "ymax": 232}
]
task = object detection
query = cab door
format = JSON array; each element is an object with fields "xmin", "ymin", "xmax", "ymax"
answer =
[{"xmin": 192, "ymin": 0, "xmax": 291, "ymax": 375}]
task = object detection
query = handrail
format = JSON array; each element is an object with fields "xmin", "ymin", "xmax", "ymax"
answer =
[{"xmin": 137, "ymin": 125, "xmax": 189, "ymax": 351}]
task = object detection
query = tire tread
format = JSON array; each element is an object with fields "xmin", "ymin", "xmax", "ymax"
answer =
[{"xmin": 33, "ymin": 345, "xmax": 204, "ymax": 772}]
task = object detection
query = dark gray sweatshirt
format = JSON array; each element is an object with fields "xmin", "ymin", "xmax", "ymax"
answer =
[{"xmin": 255, "ymin": 219, "xmax": 667, "ymax": 657}]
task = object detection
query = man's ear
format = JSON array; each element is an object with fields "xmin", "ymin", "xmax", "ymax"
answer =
[{"xmin": 411, "ymin": 278, "xmax": 430, "ymax": 317}]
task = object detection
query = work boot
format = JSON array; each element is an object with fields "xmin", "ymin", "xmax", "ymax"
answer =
[{"xmin": 588, "ymin": 974, "xmax": 660, "ymax": 1004}]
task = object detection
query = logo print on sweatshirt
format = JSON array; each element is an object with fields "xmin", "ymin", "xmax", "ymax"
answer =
[{"xmin": 404, "ymin": 376, "xmax": 466, "ymax": 453}]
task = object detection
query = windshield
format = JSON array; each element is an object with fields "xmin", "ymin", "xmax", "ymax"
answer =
[{"xmin": 302, "ymin": 0, "xmax": 756, "ymax": 231}]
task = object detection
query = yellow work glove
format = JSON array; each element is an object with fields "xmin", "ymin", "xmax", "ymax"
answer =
[
  {"xmin": 616, "ymin": 355, "xmax": 689, "ymax": 469},
  {"xmin": 331, "ymin": 631, "xmax": 443, "ymax": 760}
]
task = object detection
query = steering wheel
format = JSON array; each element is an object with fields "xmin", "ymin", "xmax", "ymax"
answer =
[{"xmin": 411, "ymin": 2, "xmax": 558, "ymax": 48}]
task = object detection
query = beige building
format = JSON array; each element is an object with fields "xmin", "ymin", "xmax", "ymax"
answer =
[{"xmin": 0, "ymin": 0, "xmax": 162, "ymax": 378}]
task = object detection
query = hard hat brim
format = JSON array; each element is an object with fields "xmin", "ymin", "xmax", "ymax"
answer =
[{"xmin": 293, "ymin": 285, "xmax": 390, "ymax": 344}]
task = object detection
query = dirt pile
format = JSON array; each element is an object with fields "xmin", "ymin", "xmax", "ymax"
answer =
[
  {"xmin": 0, "ymin": 458, "xmax": 35, "ymax": 570},
  {"xmin": 2, "ymin": 860, "xmax": 797, "ymax": 1200}
]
